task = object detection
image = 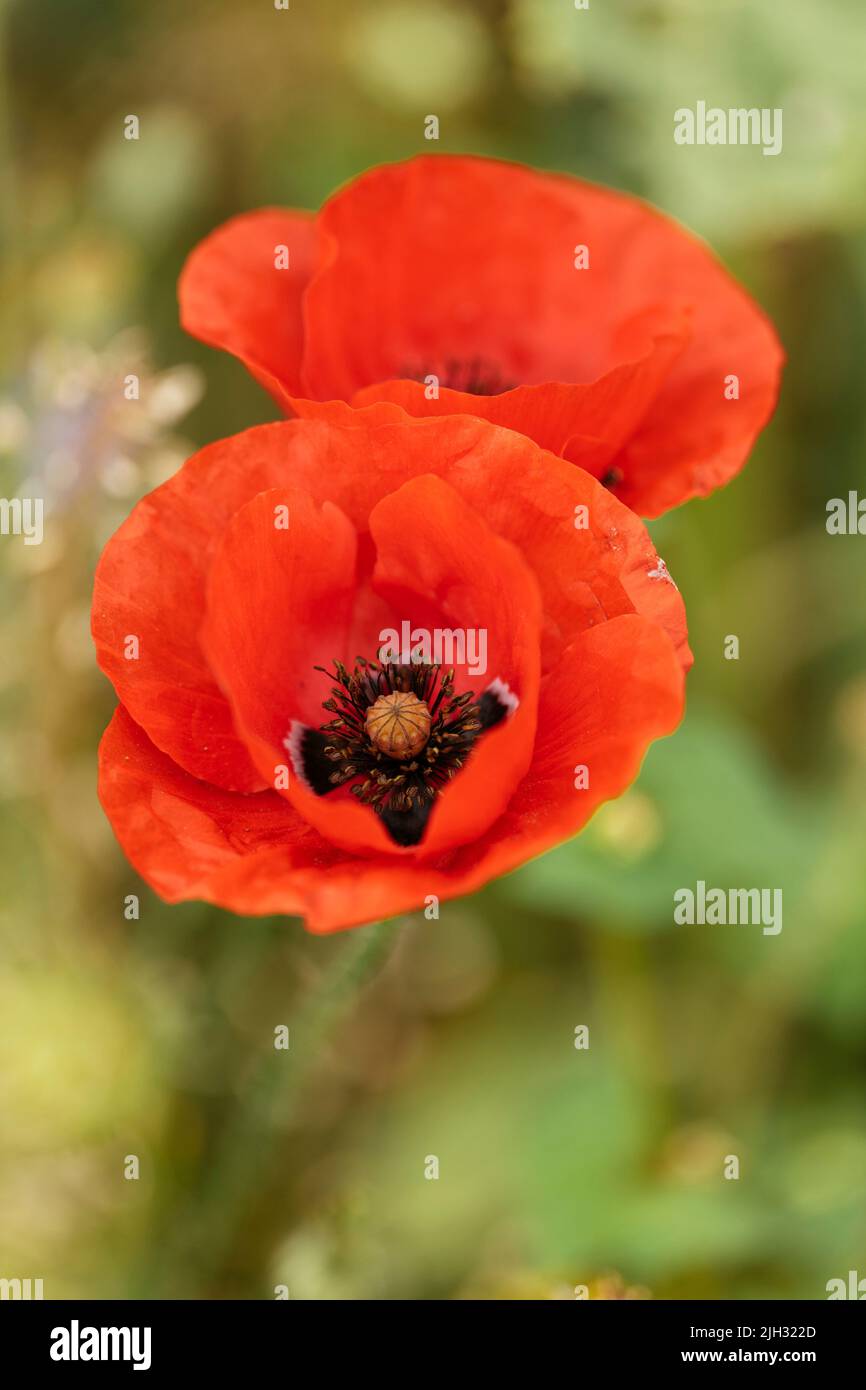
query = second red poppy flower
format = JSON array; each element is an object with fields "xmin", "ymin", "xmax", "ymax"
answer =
[{"xmin": 179, "ymin": 154, "xmax": 783, "ymax": 517}]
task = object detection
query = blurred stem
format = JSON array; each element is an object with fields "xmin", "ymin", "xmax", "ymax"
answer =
[{"xmin": 147, "ymin": 918, "xmax": 398, "ymax": 1297}]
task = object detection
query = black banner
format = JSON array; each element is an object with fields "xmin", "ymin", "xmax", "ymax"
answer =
[{"xmin": 1, "ymin": 1299, "xmax": 861, "ymax": 1374}]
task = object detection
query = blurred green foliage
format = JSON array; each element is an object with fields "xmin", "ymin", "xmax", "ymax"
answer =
[{"xmin": 1, "ymin": 0, "xmax": 865, "ymax": 1300}]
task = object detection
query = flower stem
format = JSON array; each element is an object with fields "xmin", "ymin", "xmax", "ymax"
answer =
[{"xmin": 143, "ymin": 917, "xmax": 398, "ymax": 1296}]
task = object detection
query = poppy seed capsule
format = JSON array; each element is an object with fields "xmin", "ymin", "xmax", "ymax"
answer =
[{"xmin": 365, "ymin": 690, "xmax": 431, "ymax": 759}]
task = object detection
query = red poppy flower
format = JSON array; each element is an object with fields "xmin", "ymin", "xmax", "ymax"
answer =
[
  {"xmin": 179, "ymin": 155, "xmax": 783, "ymax": 518},
  {"xmin": 93, "ymin": 413, "xmax": 689, "ymax": 932}
]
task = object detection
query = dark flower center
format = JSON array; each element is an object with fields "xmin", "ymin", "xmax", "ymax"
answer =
[
  {"xmin": 287, "ymin": 656, "xmax": 516, "ymax": 847},
  {"xmin": 320, "ymin": 659, "xmax": 483, "ymax": 828},
  {"xmin": 403, "ymin": 357, "xmax": 514, "ymax": 396}
]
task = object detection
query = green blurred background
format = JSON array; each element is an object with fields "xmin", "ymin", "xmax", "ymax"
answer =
[{"xmin": 1, "ymin": 0, "xmax": 865, "ymax": 1300}]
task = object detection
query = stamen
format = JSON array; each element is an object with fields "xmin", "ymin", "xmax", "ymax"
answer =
[{"xmin": 285, "ymin": 657, "xmax": 518, "ymax": 848}]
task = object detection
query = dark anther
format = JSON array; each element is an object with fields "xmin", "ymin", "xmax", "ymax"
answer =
[{"xmin": 287, "ymin": 657, "xmax": 516, "ymax": 848}]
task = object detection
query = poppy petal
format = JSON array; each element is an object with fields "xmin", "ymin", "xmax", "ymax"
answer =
[
  {"xmin": 611, "ymin": 292, "xmax": 783, "ymax": 516},
  {"xmin": 91, "ymin": 424, "xmax": 324, "ymax": 792},
  {"xmin": 179, "ymin": 207, "xmax": 317, "ymax": 407},
  {"xmin": 199, "ymin": 485, "xmax": 359, "ymax": 780},
  {"xmin": 480, "ymin": 611, "xmax": 685, "ymax": 865},
  {"xmin": 297, "ymin": 155, "xmax": 781, "ymax": 514},
  {"xmin": 98, "ymin": 705, "xmax": 336, "ymax": 915}
]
